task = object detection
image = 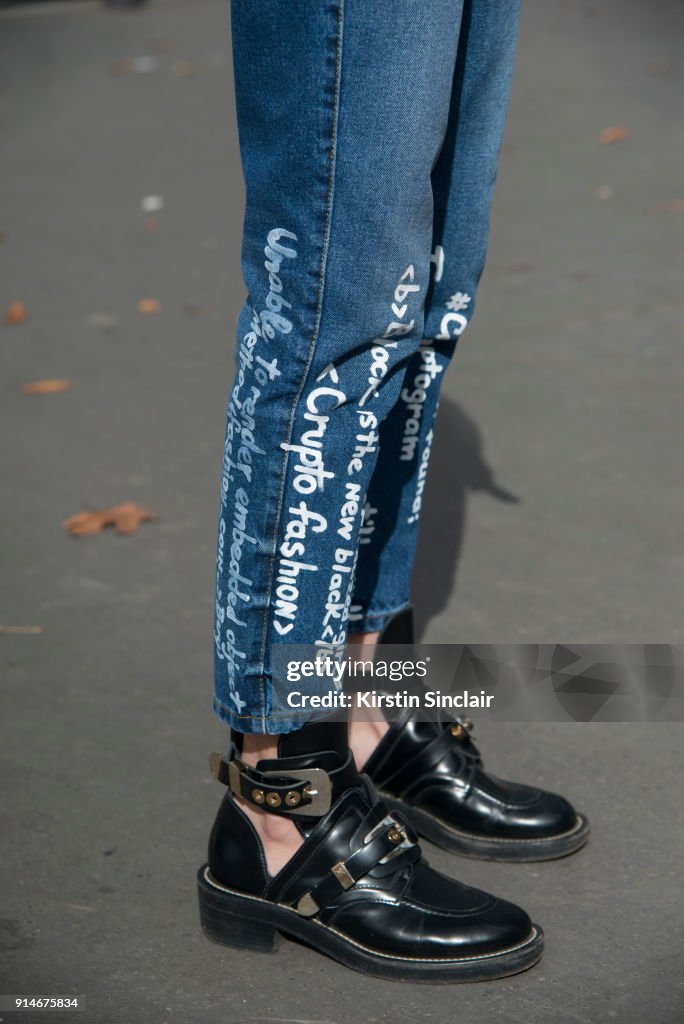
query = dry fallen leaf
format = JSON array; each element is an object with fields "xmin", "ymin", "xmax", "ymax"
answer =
[
  {"xmin": 5, "ymin": 301, "xmax": 27, "ymax": 325},
  {"xmin": 599, "ymin": 125, "xmax": 630, "ymax": 145},
  {"xmin": 662, "ymin": 198, "xmax": 684, "ymax": 214},
  {"xmin": 137, "ymin": 298, "xmax": 161, "ymax": 315},
  {"xmin": 111, "ymin": 59, "xmax": 132, "ymax": 77},
  {"xmin": 173, "ymin": 61, "xmax": 194, "ymax": 79},
  {"xmin": 63, "ymin": 502, "xmax": 158, "ymax": 538},
  {"xmin": 22, "ymin": 379, "xmax": 74, "ymax": 395}
]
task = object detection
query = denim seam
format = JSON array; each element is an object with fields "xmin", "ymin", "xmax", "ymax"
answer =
[{"xmin": 254, "ymin": 0, "xmax": 346, "ymax": 732}]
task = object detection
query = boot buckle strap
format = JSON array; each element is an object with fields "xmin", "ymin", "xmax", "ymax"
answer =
[
  {"xmin": 209, "ymin": 753, "xmax": 332, "ymax": 817},
  {"xmin": 293, "ymin": 816, "xmax": 416, "ymax": 917},
  {"xmin": 261, "ymin": 766, "xmax": 332, "ymax": 816}
]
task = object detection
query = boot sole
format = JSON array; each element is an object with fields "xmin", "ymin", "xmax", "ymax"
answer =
[
  {"xmin": 379, "ymin": 795, "xmax": 590, "ymax": 862},
  {"xmin": 197, "ymin": 865, "xmax": 544, "ymax": 983}
]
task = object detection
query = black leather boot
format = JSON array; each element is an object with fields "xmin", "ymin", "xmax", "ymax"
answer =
[
  {"xmin": 198, "ymin": 720, "xmax": 543, "ymax": 982},
  {"xmin": 364, "ymin": 609, "xmax": 590, "ymax": 862}
]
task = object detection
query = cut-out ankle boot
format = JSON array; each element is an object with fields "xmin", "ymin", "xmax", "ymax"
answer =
[
  {"xmin": 364, "ymin": 609, "xmax": 590, "ymax": 861},
  {"xmin": 198, "ymin": 720, "xmax": 543, "ymax": 982}
]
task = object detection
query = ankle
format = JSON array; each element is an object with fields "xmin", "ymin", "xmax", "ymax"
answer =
[
  {"xmin": 349, "ymin": 715, "xmax": 389, "ymax": 771},
  {"xmin": 347, "ymin": 629, "xmax": 380, "ymax": 657},
  {"xmin": 347, "ymin": 630, "xmax": 389, "ymax": 770},
  {"xmin": 237, "ymin": 733, "xmax": 304, "ymax": 875},
  {"xmin": 240, "ymin": 732, "xmax": 278, "ymax": 769}
]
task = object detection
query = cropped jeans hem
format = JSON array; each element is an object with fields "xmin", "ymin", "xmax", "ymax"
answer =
[{"xmin": 213, "ymin": 695, "xmax": 323, "ymax": 737}]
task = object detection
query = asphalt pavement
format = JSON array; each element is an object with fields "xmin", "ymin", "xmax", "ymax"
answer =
[{"xmin": 1, "ymin": 1, "xmax": 683, "ymax": 1022}]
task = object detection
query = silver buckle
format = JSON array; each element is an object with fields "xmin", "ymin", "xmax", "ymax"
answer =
[
  {"xmin": 214, "ymin": 755, "xmax": 332, "ymax": 817},
  {"xmin": 262, "ymin": 767, "xmax": 332, "ymax": 817}
]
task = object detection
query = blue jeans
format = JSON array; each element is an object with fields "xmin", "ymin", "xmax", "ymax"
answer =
[{"xmin": 214, "ymin": 0, "xmax": 520, "ymax": 733}]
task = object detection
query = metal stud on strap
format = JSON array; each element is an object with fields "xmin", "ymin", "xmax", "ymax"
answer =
[
  {"xmin": 450, "ymin": 717, "xmax": 474, "ymax": 739},
  {"xmin": 262, "ymin": 767, "xmax": 332, "ymax": 816},
  {"xmin": 209, "ymin": 753, "xmax": 333, "ymax": 817}
]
